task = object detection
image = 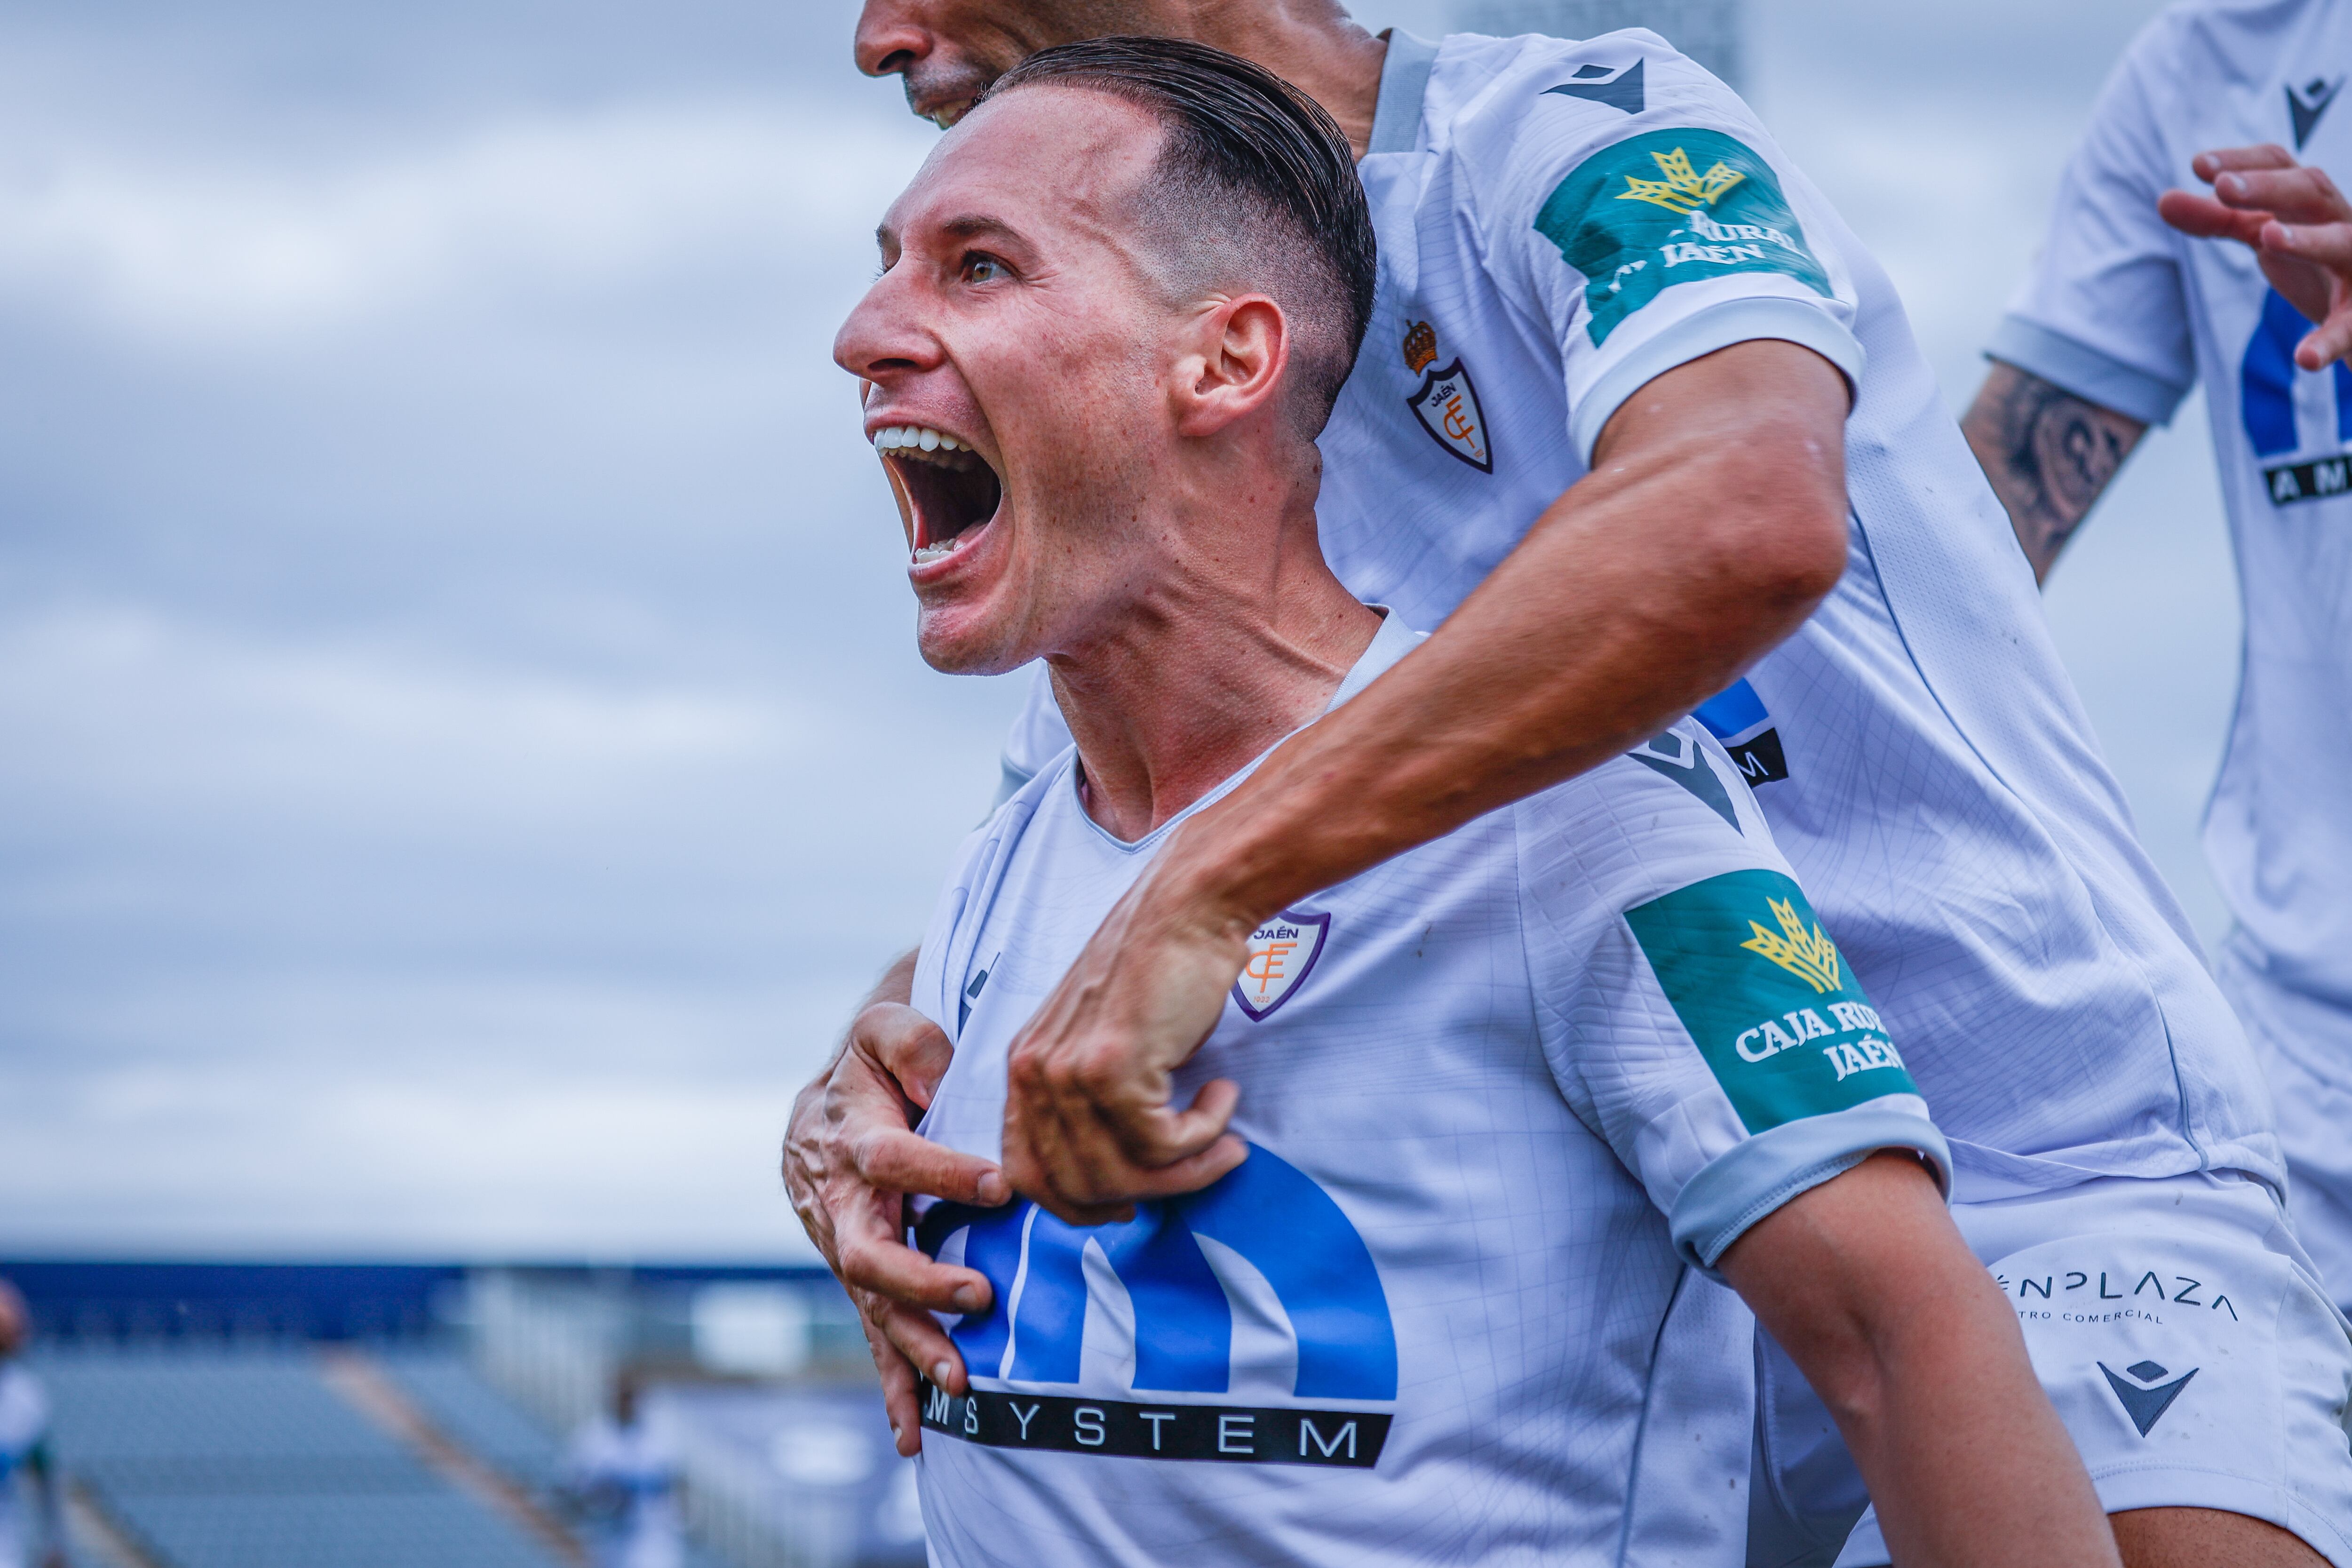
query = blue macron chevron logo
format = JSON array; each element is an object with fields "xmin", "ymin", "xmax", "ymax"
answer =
[
  {"xmin": 1547, "ymin": 58, "xmax": 1645, "ymax": 116},
  {"xmin": 2289, "ymin": 75, "xmax": 2343, "ymax": 150},
  {"xmin": 2098, "ymin": 1359, "xmax": 2198, "ymax": 1437},
  {"xmin": 916, "ymin": 1142, "xmax": 1398, "ymax": 1401}
]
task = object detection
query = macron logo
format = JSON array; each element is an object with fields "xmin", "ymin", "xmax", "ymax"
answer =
[
  {"xmin": 1546, "ymin": 58, "xmax": 1645, "ymax": 116},
  {"xmin": 2099, "ymin": 1360, "xmax": 2198, "ymax": 1437}
]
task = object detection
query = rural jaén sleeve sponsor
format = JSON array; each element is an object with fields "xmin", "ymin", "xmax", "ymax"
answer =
[{"xmin": 1535, "ymin": 127, "xmax": 1834, "ymax": 346}]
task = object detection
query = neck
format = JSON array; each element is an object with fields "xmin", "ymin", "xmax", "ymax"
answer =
[
  {"xmin": 1046, "ymin": 486, "xmax": 1379, "ymax": 842},
  {"xmin": 1179, "ymin": 0, "xmax": 1388, "ymax": 158}
]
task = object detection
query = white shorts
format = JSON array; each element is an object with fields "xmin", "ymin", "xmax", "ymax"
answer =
[
  {"xmin": 1747, "ymin": 1171, "xmax": 2352, "ymax": 1568},
  {"xmin": 2217, "ymin": 936, "xmax": 2352, "ymax": 1313}
]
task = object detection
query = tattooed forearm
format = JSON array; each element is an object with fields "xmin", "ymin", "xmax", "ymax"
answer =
[{"xmin": 1961, "ymin": 361, "xmax": 2147, "ymax": 584}]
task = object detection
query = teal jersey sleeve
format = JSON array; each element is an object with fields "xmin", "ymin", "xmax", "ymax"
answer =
[
  {"xmin": 1516, "ymin": 729, "xmax": 1949, "ymax": 1276},
  {"xmin": 1460, "ymin": 34, "xmax": 1865, "ymax": 458}
]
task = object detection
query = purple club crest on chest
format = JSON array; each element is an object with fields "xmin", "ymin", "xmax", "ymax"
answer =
[{"xmin": 1232, "ymin": 909, "xmax": 1331, "ymax": 1021}]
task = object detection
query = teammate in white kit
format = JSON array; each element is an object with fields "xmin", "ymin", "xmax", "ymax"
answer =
[
  {"xmin": 1963, "ymin": 0, "xmax": 2352, "ymax": 1325},
  {"xmin": 559, "ymin": 1371, "xmax": 684, "ymax": 1568},
  {"xmin": 790, "ymin": 8, "xmax": 2352, "ymax": 1565},
  {"xmin": 834, "ymin": 43, "xmax": 2117, "ymax": 1565},
  {"xmin": 0, "ymin": 1287, "xmax": 64, "ymax": 1568}
]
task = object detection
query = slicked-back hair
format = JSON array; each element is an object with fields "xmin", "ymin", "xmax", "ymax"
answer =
[{"xmin": 982, "ymin": 37, "xmax": 1377, "ymax": 432}]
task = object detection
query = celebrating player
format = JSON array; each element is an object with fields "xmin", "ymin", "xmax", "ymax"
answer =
[
  {"xmin": 834, "ymin": 42, "xmax": 2117, "ymax": 1566},
  {"xmin": 1963, "ymin": 0, "xmax": 2352, "ymax": 1331},
  {"xmin": 792, "ymin": 8, "xmax": 2352, "ymax": 1566}
]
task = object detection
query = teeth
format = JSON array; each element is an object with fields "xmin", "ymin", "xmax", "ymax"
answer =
[
  {"xmin": 873, "ymin": 424, "xmax": 968, "ymax": 454},
  {"xmin": 912, "ymin": 527, "xmax": 984, "ymax": 566}
]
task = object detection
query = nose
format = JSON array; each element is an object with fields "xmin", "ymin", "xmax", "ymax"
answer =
[
  {"xmin": 834, "ymin": 261, "xmax": 941, "ymax": 390},
  {"xmin": 854, "ymin": 0, "xmax": 930, "ymax": 80}
]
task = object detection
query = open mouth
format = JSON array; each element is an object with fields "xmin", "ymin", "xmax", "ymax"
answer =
[{"xmin": 874, "ymin": 425, "xmax": 1002, "ymax": 565}]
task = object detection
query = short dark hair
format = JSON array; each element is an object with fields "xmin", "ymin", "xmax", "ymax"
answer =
[{"xmin": 982, "ymin": 37, "xmax": 1377, "ymax": 431}]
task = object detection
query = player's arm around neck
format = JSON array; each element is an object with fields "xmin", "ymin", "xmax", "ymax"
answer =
[
  {"xmin": 1719, "ymin": 1152, "xmax": 2122, "ymax": 1568},
  {"xmin": 1195, "ymin": 337, "xmax": 1852, "ymax": 911},
  {"xmin": 1000, "ymin": 339, "xmax": 1851, "ymax": 1219}
]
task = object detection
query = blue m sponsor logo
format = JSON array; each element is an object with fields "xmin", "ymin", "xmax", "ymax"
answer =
[
  {"xmin": 2243, "ymin": 286, "xmax": 2352, "ymax": 458},
  {"xmin": 914, "ymin": 1142, "xmax": 1398, "ymax": 1402},
  {"xmin": 2241, "ymin": 288, "xmax": 2352, "ymax": 504},
  {"xmin": 1691, "ymin": 678, "xmax": 1788, "ymax": 785}
]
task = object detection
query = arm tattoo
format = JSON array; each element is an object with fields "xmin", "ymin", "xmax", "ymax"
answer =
[{"xmin": 1961, "ymin": 361, "xmax": 2146, "ymax": 584}]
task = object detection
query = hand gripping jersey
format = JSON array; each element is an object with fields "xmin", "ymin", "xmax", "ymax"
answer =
[
  {"xmin": 914, "ymin": 617, "xmax": 1950, "ymax": 1568},
  {"xmin": 1000, "ymin": 28, "xmax": 2277, "ymax": 1203},
  {"xmin": 1993, "ymin": 0, "xmax": 2352, "ymax": 1311}
]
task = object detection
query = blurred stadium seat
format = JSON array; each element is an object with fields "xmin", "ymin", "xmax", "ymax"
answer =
[
  {"xmin": 375, "ymin": 1349, "xmax": 570, "ymax": 1495},
  {"xmin": 7, "ymin": 1264, "xmax": 918, "ymax": 1568},
  {"xmin": 35, "ymin": 1345, "xmax": 566, "ymax": 1568}
]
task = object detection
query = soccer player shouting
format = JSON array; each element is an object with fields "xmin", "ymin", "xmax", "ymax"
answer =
[
  {"xmin": 792, "ymin": 10, "xmax": 2352, "ymax": 1567},
  {"xmin": 833, "ymin": 41, "xmax": 2116, "ymax": 1566},
  {"xmin": 1965, "ymin": 0, "xmax": 2352, "ymax": 1344}
]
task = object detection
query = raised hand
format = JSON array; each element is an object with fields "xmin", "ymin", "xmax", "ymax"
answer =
[{"xmin": 2161, "ymin": 143, "xmax": 2352, "ymax": 369}]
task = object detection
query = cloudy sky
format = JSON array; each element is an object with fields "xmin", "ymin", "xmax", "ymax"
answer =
[{"xmin": 0, "ymin": 0, "xmax": 2237, "ymax": 1260}]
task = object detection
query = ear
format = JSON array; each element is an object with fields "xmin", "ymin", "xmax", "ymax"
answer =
[{"xmin": 1171, "ymin": 295, "xmax": 1291, "ymax": 438}]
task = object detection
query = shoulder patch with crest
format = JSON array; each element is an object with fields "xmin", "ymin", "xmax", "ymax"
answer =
[
  {"xmin": 1535, "ymin": 127, "xmax": 1833, "ymax": 346},
  {"xmin": 1623, "ymin": 869, "xmax": 1915, "ymax": 1132}
]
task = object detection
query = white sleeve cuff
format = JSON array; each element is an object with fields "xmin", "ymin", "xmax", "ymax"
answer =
[
  {"xmin": 1987, "ymin": 314, "xmax": 2191, "ymax": 428},
  {"xmin": 1668, "ymin": 1096, "xmax": 1952, "ymax": 1280},
  {"xmin": 1570, "ymin": 295, "xmax": 1867, "ymax": 461}
]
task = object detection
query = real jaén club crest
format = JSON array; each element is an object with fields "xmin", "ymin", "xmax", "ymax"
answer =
[
  {"xmin": 1401, "ymin": 319, "xmax": 1494, "ymax": 473},
  {"xmin": 1232, "ymin": 909, "xmax": 1331, "ymax": 1021}
]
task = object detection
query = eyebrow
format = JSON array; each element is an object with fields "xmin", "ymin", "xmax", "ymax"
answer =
[
  {"xmin": 873, "ymin": 213, "xmax": 1032, "ymax": 254},
  {"xmin": 938, "ymin": 214, "xmax": 1026, "ymax": 245}
]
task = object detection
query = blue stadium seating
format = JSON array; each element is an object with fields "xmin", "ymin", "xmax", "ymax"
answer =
[
  {"xmin": 35, "ymin": 1346, "xmax": 568, "ymax": 1568},
  {"xmin": 374, "ymin": 1349, "xmax": 567, "ymax": 1491}
]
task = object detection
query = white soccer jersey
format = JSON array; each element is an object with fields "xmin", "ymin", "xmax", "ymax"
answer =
[
  {"xmin": 1995, "ymin": 0, "xmax": 2352, "ymax": 1009},
  {"xmin": 564, "ymin": 1416, "xmax": 685, "ymax": 1568},
  {"xmin": 1000, "ymin": 28, "xmax": 2276, "ymax": 1203},
  {"xmin": 0, "ymin": 1365, "xmax": 50, "ymax": 1568},
  {"xmin": 913, "ymin": 617, "xmax": 1949, "ymax": 1568}
]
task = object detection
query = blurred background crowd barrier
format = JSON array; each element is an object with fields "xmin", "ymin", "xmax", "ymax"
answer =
[{"xmin": 4, "ymin": 1262, "xmax": 917, "ymax": 1568}]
